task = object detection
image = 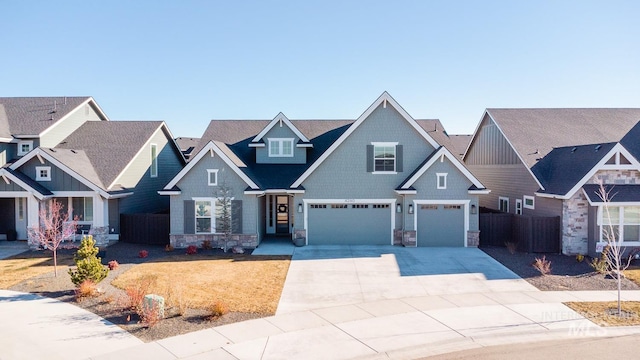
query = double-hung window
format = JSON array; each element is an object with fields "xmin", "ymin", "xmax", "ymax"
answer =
[
  {"xmin": 72, "ymin": 197, "xmax": 93, "ymax": 222},
  {"xmin": 373, "ymin": 142, "xmax": 397, "ymax": 173},
  {"xmin": 268, "ymin": 138, "xmax": 294, "ymax": 157},
  {"xmin": 600, "ymin": 206, "xmax": 640, "ymax": 242},
  {"xmin": 195, "ymin": 198, "xmax": 232, "ymax": 234}
]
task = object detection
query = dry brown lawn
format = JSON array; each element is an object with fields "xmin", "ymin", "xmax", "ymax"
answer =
[
  {"xmin": 0, "ymin": 252, "xmax": 74, "ymax": 289},
  {"xmin": 112, "ymin": 254, "xmax": 290, "ymax": 314},
  {"xmin": 565, "ymin": 301, "xmax": 640, "ymax": 326},
  {"xmin": 624, "ymin": 267, "xmax": 640, "ymax": 286}
]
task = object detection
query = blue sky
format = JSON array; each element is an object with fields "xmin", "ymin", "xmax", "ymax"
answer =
[{"xmin": 2, "ymin": 1, "xmax": 639, "ymax": 137}]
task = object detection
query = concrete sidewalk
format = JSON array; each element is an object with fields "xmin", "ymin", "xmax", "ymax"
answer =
[
  {"xmin": 0, "ymin": 240, "xmax": 29, "ymax": 260},
  {"xmin": 0, "ymin": 290, "xmax": 142, "ymax": 360},
  {"xmin": 91, "ymin": 290, "xmax": 640, "ymax": 360}
]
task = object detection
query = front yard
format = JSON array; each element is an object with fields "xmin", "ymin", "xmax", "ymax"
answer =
[{"xmin": 1, "ymin": 242, "xmax": 290, "ymax": 342}]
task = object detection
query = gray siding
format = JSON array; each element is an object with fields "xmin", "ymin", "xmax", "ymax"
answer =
[
  {"xmin": 0, "ymin": 176, "xmax": 26, "ymax": 192},
  {"xmin": 20, "ymin": 157, "xmax": 92, "ymax": 192},
  {"xmin": 0, "ymin": 143, "xmax": 16, "ymax": 166},
  {"xmin": 108, "ymin": 199, "xmax": 120, "ymax": 234},
  {"xmin": 302, "ymin": 104, "xmax": 436, "ymax": 199},
  {"xmin": 255, "ymin": 124, "xmax": 307, "ymax": 164},
  {"xmin": 118, "ymin": 127, "xmax": 184, "ymax": 214},
  {"xmin": 465, "ymin": 114, "xmax": 520, "ymax": 165},
  {"xmin": 40, "ymin": 103, "xmax": 103, "ymax": 148},
  {"xmin": 169, "ymin": 152, "xmax": 257, "ymax": 235}
]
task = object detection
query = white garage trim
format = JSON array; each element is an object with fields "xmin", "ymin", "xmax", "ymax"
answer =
[
  {"xmin": 414, "ymin": 199, "xmax": 470, "ymax": 247},
  {"xmin": 303, "ymin": 198, "xmax": 396, "ymax": 245}
]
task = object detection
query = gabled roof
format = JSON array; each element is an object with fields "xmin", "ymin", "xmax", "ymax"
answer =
[
  {"xmin": 398, "ymin": 146, "xmax": 486, "ymax": 191},
  {"xmin": 0, "ymin": 97, "xmax": 108, "ymax": 139},
  {"xmin": 175, "ymin": 137, "xmax": 200, "ymax": 160},
  {"xmin": 583, "ymin": 184, "xmax": 640, "ymax": 204},
  {"xmin": 620, "ymin": 121, "xmax": 640, "ymax": 161},
  {"xmin": 252, "ymin": 112, "xmax": 310, "ymax": 143},
  {"xmin": 482, "ymin": 108, "xmax": 640, "ymax": 169},
  {"xmin": 0, "ymin": 168, "xmax": 53, "ymax": 200},
  {"xmin": 56, "ymin": 121, "xmax": 174, "ymax": 188},
  {"xmin": 291, "ymin": 92, "xmax": 441, "ymax": 188}
]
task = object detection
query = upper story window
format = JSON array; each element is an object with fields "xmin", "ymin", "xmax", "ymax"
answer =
[
  {"xmin": 36, "ymin": 166, "xmax": 51, "ymax": 181},
  {"xmin": 207, "ymin": 169, "xmax": 218, "ymax": 186},
  {"xmin": 18, "ymin": 141, "xmax": 33, "ymax": 156},
  {"xmin": 523, "ymin": 195, "xmax": 535, "ymax": 209},
  {"xmin": 373, "ymin": 142, "xmax": 397, "ymax": 173},
  {"xmin": 499, "ymin": 197, "xmax": 509, "ymax": 213},
  {"xmin": 437, "ymin": 173, "xmax": 448, "ymax": 189},
  {"xmin": 150, "ymin": 144, "xmax": 158, "ymax": 178},
  {"xmin": 268, "ymin": 138, "xmax": 294, "ymax": 157}
]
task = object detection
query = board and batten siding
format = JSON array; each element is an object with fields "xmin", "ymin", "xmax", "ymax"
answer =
[
  {"xmin": 20, "ymin": 157, "xmax": 92, "ymax": 192},
  {"xmin": 118, "ymin": 128, "xmax": 184, "ymax": 214},
  {"xmin": 302, "ymin": 103, "xmax": 436, "ymax": 200},
  {"xmin": 255, "ymin": 124, "xmax": 306, "ymax": 164},
  {"xmin": 465, "ymin": 114, "xmax": 520, "ymax": 166},
  {"xmin": 40, "ymin": 103, "xmax": 104, "ymax": 148},
  {"xmin": 169, "ymin": 151, "xmax": 257, "ymax": 235}
]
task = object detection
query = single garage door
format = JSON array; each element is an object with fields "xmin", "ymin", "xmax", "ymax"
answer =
[
  {"xmin": 417, "ymin": 204, "xmax": 465, "ymax": 247},
  {"xmin": 307, "ymin": 203, "xmax": 392, "ymax": 245}
]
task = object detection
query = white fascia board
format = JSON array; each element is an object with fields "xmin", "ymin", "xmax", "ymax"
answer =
[
  {"xmin": 252, "ymin": 112, "xmax": 310, "ymax": 143},
  {"xmin": 0, "ymin": 137, "xmax": 12, "ymax": 143},
  {"xmin": 10, "ymin": 148, "xmax": 111, "ymax": 198},
  {"xmin": 106, "ymin": 192, "xmax": 134, "ymax": 199},
  {"xmin": 39, "ymin": 98, "xmax": 110, "ymax": 139},
  {"xmin": 248, "ymin": 143, "xmax": 265, "ymax": 148},
  {"xmin": 535, "ymin": 192, "xmax": 568, "ymax": 199},
  {"xmin": 468, "ymin": 189, "xmax": 491, "ymax": 195},
  {"xmin": 260, "ymin": 189, "xmax": 306, "ymax": 194},
  {"xmin": 158, "ymin": 190, "xmax": 181, "ymax": 196},
  {"xmin": 564, "ymin": 143, "xmax": 640, "ymax": 199},
  {"xmin": 164, "ymin": 141, "xmax": 259, "ymax": 190},
  {"xmin": 108, "ymin": 122, "xmax": 165, "ymax": 189},
  {"xmin": 292, "ymin": 92, "xmax": 438, "ymax": 188},
  {"xmin": 296, "ymin": 143, "xmax": 313, "ymax": 148},
  {"xmin": 401, "ymin": 147, "xmax": 486, "ymax": 190},
  {"xmin": 244, "ymin": 190, "xmax": 265, "ymax": 195},
  {"xmin": 395, "ymin": 189, "xmax": 417, "ymax": 195},
  {"xmin": 161, "ymin": 122, "xmax": 187, "ymax": 164},
  {"xmin": 0, "ymin": 169, "xmax": 48, "ymax": 200}
]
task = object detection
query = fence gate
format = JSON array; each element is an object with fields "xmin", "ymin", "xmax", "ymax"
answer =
[
  {"xmin": 120, "ymin": 214, "xmax": 170, "ymax": 245},
  {"xmin": 479, "ymin": 212, "xmax": 560, "ymax": 253}
]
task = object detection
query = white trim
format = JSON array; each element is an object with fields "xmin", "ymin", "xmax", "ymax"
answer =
[
  {"xmin": 244, "ymin": 190, "xmax": 266, "ymax": 195},
  {"xmin": 0, "ymin": 137, "xmax": 12, "ymax": 143},
  {"xmin": 268, "ymin": 138, "xmax": 295, "ymax": 157},
  {"xmin": 395, "ymin": 189, "xmax": 417, "ymax": 195},
  {"xmin": 51, "ymin": 191, "xmax": 98, "ymax": 197},
  {"xmin": 523, "ymin": 195, "xmax": 535, "ymax": 209},
  {"xmin": 158, "ymin": 190, "xmax": 181, "ymax": 195},
  {"xmin": 413, "ymin": 199, "xmax": 470, "ymax": 247},
  {"xmin": 436, "ymin": 173, "xmax": 447, "ymax": 189},
  {"xmin": 0, "ymin": 169, "xmax": 50, "ymax": 200},
  {"xmin": 468, "ymin": 189, "xmax": 491, "ymax": 195},
  {"xmin": 150, "ymin": 143, "xmax": 158, "ymax": 178},
  {"xmin": 292, "ymin": 92, "xmax": 440, "ymax": 188},
  {"xmin": 252, "ymin": 112, "xmax": 310, "ymax": 143},
  {"xmin": 401, "ymin": 146, "xmax": 485, "ymax": 190},
  {"xmin": 39, "ymin": 97, "xmax": 110, "ymax": 139},
  {"xmin": 296, "ymin": 143, "xmax": 313, "ymax": 148},
  {"xmin": 207, "ymin": 169, "xmax": 219, "ymax": 186},
  {"xmin": 535, "ymin": 192, "xmax": 560, "ymax": 199},
  {"xmin": 10, "ymin": 148, "xmax": 112, "ymax": 199},
  {"xmin": 35, "ymin": 166, "xmax": 51, "ymax": 181},
  {"xmin": 303, "ymin": 198, "xmax": 396, "ymax": 246},
  {"xmin": 596, "ymin": 205, "xmax": 640, "ymax": 243},
  {"xmin": 499, "ymin": 196, "xmax": 510, "ymax": 213},
  {"xmin": 163, "ymin": 141, "xmax": 259, "ymax": 190},
  {"xmin": 515, "ymin": 199, "xmax": 523, "ymax": 215},
  {"xmin": 248, "ymin": 143, "xmax": 266, "ymax": 148},
  {"xmin": 17, "ymin": 140, "xmax": 33, "ymax": 156},
  {"xmin": 0, "ymin": 191, "xmax": 30, "ymax": 198}
]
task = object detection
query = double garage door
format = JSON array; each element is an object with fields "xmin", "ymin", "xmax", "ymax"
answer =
[
  {"xmin": 307, "ymin": 201, "xmax": 466, "ymax": 246},
  {"xmin": 307, "ymin": 203, "xmax": 392, "ymax": 245}
]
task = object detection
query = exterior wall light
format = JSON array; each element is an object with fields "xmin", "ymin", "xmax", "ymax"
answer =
[
  {"xmin": 471, "ymin": 204, "xmax": 477, "ymax": 214},
  {"xmin": 298, "ymin": 203, "xmax": 303, "ymax": 213},
  {"xmin": 396, "ymin": 203, "xmax": 402, "ymax": 213},
  {"xmin": 408, "ymin": 204, "xmax": 414, "ymax": 214}
]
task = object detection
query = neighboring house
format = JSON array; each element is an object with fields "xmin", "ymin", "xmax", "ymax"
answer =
[
  {"xmin": 463, "ymin": 108, "xmax": 640, "ymax": 256},
  {"xmin": 0, "ymin": 97, "xmax": 185, "ymax": 246},
  {"xmin": 175, "ymin": 137, "xmax": 200, "ymax": 161},
  {"xmin": 161, "ymin": 92, "xmax": 488, "ymax": 249}
]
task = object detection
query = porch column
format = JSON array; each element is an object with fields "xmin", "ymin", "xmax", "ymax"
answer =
[
  {"xmin": 27, "ymin": 195, "xmax": 39, "ymax": 228},
  {"xmin": 93, "ymin": 195, "xmax": 106, "ymax": 227}
]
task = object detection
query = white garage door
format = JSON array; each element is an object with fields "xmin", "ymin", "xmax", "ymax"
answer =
[{"xmin": 307, "ymin": 203, "xmax": 392, "ymax": 245}]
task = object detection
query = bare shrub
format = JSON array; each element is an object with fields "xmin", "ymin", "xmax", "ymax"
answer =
[
  {"xmin": 532, "ymin": 256, "xmax": 552, "ymax": 276},
  {"xmin": 504, "ymin": 242, "xmax": 517, "ymax": 254},
  {"xmin": 208, "ymin": 301, "xmax": 229, "ymax": 319},
  {"xmin": 75, "ymin": 279, "xmax": 98, "ymax": 301}
]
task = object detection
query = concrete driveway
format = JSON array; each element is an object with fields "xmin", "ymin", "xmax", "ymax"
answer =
[{"xmin": 277, "ymin": 246, "xmax": 538, "ymax": 314}]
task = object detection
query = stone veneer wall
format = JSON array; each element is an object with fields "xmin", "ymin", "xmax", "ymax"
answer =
[
  {"xmin": 393, "ymin": 229, "xmax": 403, "ymax": 246},
  {"xmin": 170, "ymin": 234, "xmax": 258, "ymax": 249},
  {"xmin": 402, "ymin": 230, "xmax": 416, "ymax": 247},
  {"xmin": 467, "ymin": 230, "xmax": 480, "ymax": 247},
  {"xmin": 562, "ymin": 170, "xmax": 640, "ymax": 255}
]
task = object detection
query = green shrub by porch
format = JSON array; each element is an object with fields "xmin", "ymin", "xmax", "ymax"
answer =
[{"xmin": 69, "ymin": 236, "xmax": 109, "ymax": 286}]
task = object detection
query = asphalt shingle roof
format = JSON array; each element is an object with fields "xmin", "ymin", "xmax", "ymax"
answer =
[
  {"xmin": 56, "ymin": 121, "xmax": 164, "ymax": 189},
  {"xmin": 0, "ymin": 97, "xmax": 93, "ymax": 137},
  {"xmin": 582, "ymin": 184, "xmax": 640, "ymax": 203}
]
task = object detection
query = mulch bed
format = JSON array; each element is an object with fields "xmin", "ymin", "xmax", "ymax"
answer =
[
  {"xmin": 8, "ymin": 242, "xmax": 271, "ymax": 342},
  {"xmin": 481, "ymin": 246, "xmax": 640, "ymax": 291}
]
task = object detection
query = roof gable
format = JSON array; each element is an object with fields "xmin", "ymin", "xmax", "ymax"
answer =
[
  {"xmin": 291, "ymin": 92, "xmax": 440, "ymax": 188},
  {"xmin": 252, "ymin": 113, "xmax": 309, "ymax": 143}
]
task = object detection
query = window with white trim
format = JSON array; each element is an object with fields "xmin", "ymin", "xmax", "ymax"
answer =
[
  {"xmin": 523, "ymin": 196, "xmax": 535, "ymax": 209},
  {"xmin": 599, "ymin": 206, "xmax": 640, "ymax": 242},
  {"xmin": 436, "ymin": 173, "xmax": 447, "ymax": 189},
  {"xmin": 373, "ymin": 142, "xmax": 396, "ymax": 172},
  {"xmin": 268, "ymin": 138, "xmax": 294, "ymax": 157},
  {"xmin": 71, "ymin": 197, "xmax": 93, "ymax": 222},
  {"xmin": 195, "ymin": 198, "xmax": 230, "ymax": 234},
  {"xmin": 36, "ymin": 166, "xmax": 51, "ymax": 181},
  {"xmin": 150, "ymin": 144, "xmax": 158, "ymax": 178},
  {"xmin": 515, "ymin": 199, "xmax": 523, "ymax": 215},
  {"xmin": 207, "ymin": 169, "xmax": 218, "ymax": 186},
  {"xmin": 499, "ymin": 197, "xmax": 509, "ymax": 213},
  {"xmin": 18, "ymin": 141, "xmax": 33, "ymax": 156}
]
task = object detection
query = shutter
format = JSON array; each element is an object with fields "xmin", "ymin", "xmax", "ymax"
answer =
[
  {"xmin": 396, "ymin": 145, "xmax": 403, "ymax": 172},
  {"xmin": 184, "ymin": 200, "xmax": 195, "ymax": 234},
  {"xmin": 366, "ymin": 145, "xmax": 374, "ymax": 172},
  {"xmin": 232, "ymin": 200, "xmax": 243, "ymax": 234}
]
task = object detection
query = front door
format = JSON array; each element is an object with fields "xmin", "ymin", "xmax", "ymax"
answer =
[
  {"xmin": 276, "ymin": 196, "xmax": 289, "ymax": 234},
  {"xmin": 15, "ymin": 198, "xmax": 27, "ymax": 240}
]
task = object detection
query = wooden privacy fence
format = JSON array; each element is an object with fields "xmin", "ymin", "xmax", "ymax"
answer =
[
  {"xmin": 479, "ymin": 212, "xmax": 561, "ymax": 253},
  {"xmin": 120, "ymin": 214, "xmax": 170, "ymax": 245}
]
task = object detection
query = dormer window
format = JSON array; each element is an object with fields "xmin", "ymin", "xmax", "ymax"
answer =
[
  {"xmin": 269, "ymin": 138, "xmax": 294, "ymax": 157},
  {"xmin": 18, "ymin": 141, "xmax": 33, "ymax": 156},
  {"xmin": 36, "ymin": 166, "xmax": 51, "ymax": 181}
]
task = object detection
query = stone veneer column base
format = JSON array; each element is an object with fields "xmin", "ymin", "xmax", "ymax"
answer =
[
  {"xmin": 170, "ymin": 234, "xmax": 258, "ymax": 250},
  {"xmin": 402, "ymin": 230, "xmax": 416, "ymax": 247},
  {"xmin": 467, "ymin": 230, "xmax": 480, "ymax": 247}
]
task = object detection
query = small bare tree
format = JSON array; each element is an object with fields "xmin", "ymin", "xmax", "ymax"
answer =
[
  {"xmin": 215, "ymin": 178, "xmax": 234, "ymax": 252},
  {"xmin": 597, "ymin": 182, "xmax": 636, "ymax": 316},
  {"xmin": 31, "ymin": 199, "xmax": 77, "ymax": 277}
]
